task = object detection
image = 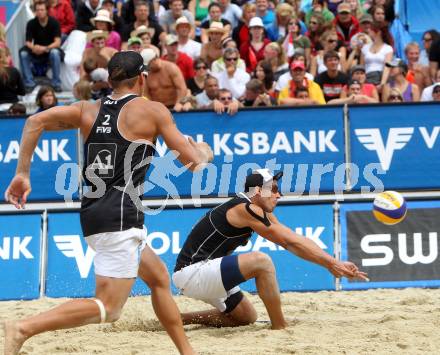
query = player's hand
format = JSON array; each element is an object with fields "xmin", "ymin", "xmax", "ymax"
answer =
[
  {"xmin": 328, "ymin": 261, "xmax": 369, "ymax": 281},
  {"xmin": 188, "ymin": 137, "xmax": 214, "ymax": 168},
  {"xmin": 4, "ymin": 174, "xmax": 31, "ymax": 209}
]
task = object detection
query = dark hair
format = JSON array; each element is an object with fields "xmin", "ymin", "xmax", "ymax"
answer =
[
  {"xmin": 291, "ymin": 52, "xmax": 307, "ymax": 68},
  {"xmin": 7, "ymin": 102, "xmax": 26, "ymax": 115},
  {"xmin": 371, "ymin": 21, "xmax": 393, "ymax": 46},
  {"xmin": 246, "ymin": 78, "xmax": 264, "ymax": 93},
  {"xmin": 423, "ymin": 29, "xmax": 440, "ymax": 51},
  {"xmin": 36, "ymin": 86, "xmax": 58, "ymax": 109},
  {"xmin": 294, "ymin": 86, "xmax": 308, "ymax": 97},
  {"xmin": 348, "ymin": 79, "xmax": 361, "ymax": 87},
  {"xmin": 323, "ymin": 50, "xmax": 339, "ymax": 63},
  {"xmin": 204, "ymin": 75, "xmax": 218, "ymax": 85},
  {"xmin": 193, "ymin": 57, "xmax": 208, "ymax": 70},
  {"xmin": 33, "ymin": 0, "xmax": 48, "ymax": 11},
  {"xmin": 253, "ymin": 60, "xmax": 274, "ymax": 92},
  {"xmin": 208, "ymin": 2, "xmax": 221, "ymax": 11},
  {"xmin": 135, "ymin": 1, "xmax": 149, "ymax": 10}
]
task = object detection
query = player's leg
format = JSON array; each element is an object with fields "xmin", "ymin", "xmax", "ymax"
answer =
[
  {"xmin": 137, "ymin": 245, "xmax": 194, "ymax": 355},
  {"xmin": 3, "ymin": 276, "xmax": 135, "ymax": 355},
  {"xmin": 237, "ymin": 251, "xmax": 287, "ymax": 329}
]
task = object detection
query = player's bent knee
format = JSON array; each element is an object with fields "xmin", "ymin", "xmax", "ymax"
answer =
[
  {"xmin": 93, "ymin": 298, "xmax": 122, "ymax": 323},
  {"xmin": 251, "ymin": 251, "xmax": 275, "ymax": 272}
]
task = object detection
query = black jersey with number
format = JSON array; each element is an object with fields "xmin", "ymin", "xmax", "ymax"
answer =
[
  {"xmin": 80, "ymin": 94, "xmax": 155, "ymax": 237},
  {"xmin": 174, "ymin": 194, "xmax": 257, "ymax": 272}
]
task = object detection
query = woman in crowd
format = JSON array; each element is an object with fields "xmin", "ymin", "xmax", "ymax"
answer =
[
  {"xmin": 253, "ymin": 59, "xmax": 276, "ymax": 97},
  {"xmin": 188, "ymin": 0, "xmax": 212, "ymax": 29},
  {"xmin": 281, "ymin": 17, "xmax": 311, "ymax": 64},
  {"xmin": 0, "ymin": 23, "xmax": 13, "ymax": 66},
  {"xmin": 382, "ymin": 59, "xmax": 420, "ymax": 102},
  {"xmin": 201, "ymin": 22, "xmax": 227, "ymax": 66},
  {"xmin": 131, "ymin": 26, "xmax": 160, "ymax": 56},
  {"xmin": 233, "ymin": 3, "xmax": 257, "ymax": 51},
  {"xmin": 386, "ymin": 87, "xmax": 404, "ymax": 103},
  {"xmin": 360, "ymin": 22, "xmax": 394, "ymax": 88},
  {"xmin": 347, "ymin": 0, "xmax": 364, "ymax": 19},
  {"xmin": 0, "ymin": 48, "xmax": 25, "ymax": 111},
  {"xmin": 186, "ymin": 58, "xmax": 209, "ymax": 95},
  {"xmin": 305, "ymin": 12, "xmax": 328, "ymax": 55},
  {"xmin": 35, "ymin": 86, "xmax": 58, "ymax": 113},
  {"xmin": 264, "ymin": 42, "xmax": 289, "ymax": 80},
  {"xmin": 88, "ymin": 9, "xmax": 121, "ymax": 51},
  {"xmin": 211, "ymin": 37, "xmax": 246, "ymax": 73},
  {"xmin": 73, "ymin": 80, "xmax": 92, "ymax": 101},
  {"xmin": 368, "ymin": 0, "xmax": 395, "ymax": 24},
  {"xmin": 310, "ymin": 29, "xmax": 346, "ymax": 77},
  {"xmin": 305, "ymin": 0, "xmax": 335, "ymax": 25},
  {"xmin": 240, "ymin": 17, "xmax": 270, "ymax": 73},
  {"xmin": 419, "ymin": 29, "xmax": 440, "ymax": 66},
  {"xmin": 200, "ymin": 3, "xmax": 231, "ymax": 43}
]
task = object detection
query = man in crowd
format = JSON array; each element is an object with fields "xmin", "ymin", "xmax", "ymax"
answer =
[
  {"xmin": 315, "ymin": 50, "xmax": 348, "ymax": 102},
  {"xmin": 218, "ymin": 0, "xmax": 242, "ymax": 30},
  {"xmin": 196, "ymin": 76, "xmax": 239, "ymax": 115},
  {"xmin": 256, "ymin": 0, "xmax": 274, "ymax": 27},
  {"xmin": 162, "ymin": 34, "xmax": 195, "ymax": 81},
  {"xmin": 141, "ymin": 48, "xmax": 192, "ymax": 112},
  {"xmin": 76, "ymin": 0, "xmax": 101, "ymax": 32},
  {"xmin": 20, "ymin": 0, "xmax": 63, "ymax": 93},
  {"xmin": 241, "ymin": 79, "xmax": 276, "ymax": 107},
  {"xmin": 333, "ymin": 2, "xmax": 359, "ymax": 48},
  {"xmin": 160, "ymin": 0, "xmax": 195, "ymax": 37},
  {"xmin": 176, "ymin": 17, "xmax": 201, "ymax": 60}
]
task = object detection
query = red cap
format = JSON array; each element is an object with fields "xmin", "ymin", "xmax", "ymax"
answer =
[{"xmin": 290, "ymin": 60, "xmax": 305, "ymax": 70}]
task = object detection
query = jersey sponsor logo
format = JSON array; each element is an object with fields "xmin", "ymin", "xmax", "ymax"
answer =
[
  {"xmin": 103, "ymin": 99, "xmax": 118, "ymax": 105},
  {"xmin": 86, "ymin": 143, "xmax": 117, "ymax": 179},
  {"xmin": 54, "ymin": 235, "xmax": 96, "ymax": 278},
  {"xmin": 0, "ymin": 236, "xmax": 34, "ymax": 260},
  {"xmin": 96, "ymin": 126, "xmax": 112, "ymax": 134}
]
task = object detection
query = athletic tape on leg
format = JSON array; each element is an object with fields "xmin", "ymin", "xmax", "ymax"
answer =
[{"xmin": 93, "ymin": 299, "xmax": 106, "ymax": 323}]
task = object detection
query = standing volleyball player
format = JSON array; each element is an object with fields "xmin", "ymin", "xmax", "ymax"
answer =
[
  {"xmin": 3, "ymin": 51, "xmax": 213, "ymax": 355},
  {"xmin": 173, "ymin": 169, "xmax": 368, "ymax": 329}
]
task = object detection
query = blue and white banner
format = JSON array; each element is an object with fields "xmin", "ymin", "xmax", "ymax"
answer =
[
  {"xmin": 145, "ymin": 107, "xmax": 345, "ymax": 198},
  {"xmin": 0, "ymin": 214, "xmax": 41, "ymax": 300},
  {"xmin": 349, "ymin": 104, "xmax": 440, "ymax": 191},
  {"xmin": 340, "ymin": 201, "xmax": 440, "ymax": 290},
  {"xmin": 0, "ymin": 118, "xmax": 79, "ymax": 201}
]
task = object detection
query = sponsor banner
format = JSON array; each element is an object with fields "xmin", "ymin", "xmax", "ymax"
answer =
[
  {"xmin": 0, "ymin": 118, "xmax": 79, "ymax": 201},
  {"xmin": 44, "ymin": 203, "xmax": 334, "ymax": 298},
  {"xmin": 349, "ymin": 104, "xmax": 440, "ymax": 190},
  {"xmin": 0, "ymin": 214, "xmax": 41, "ymax": 300},
  {"xmin": 144, "ymin": 107, "xmax": 344, "ymax": 198},
  {"xmin": 340, "ymin": 201, "xmax": 440, "ymax": 290}
]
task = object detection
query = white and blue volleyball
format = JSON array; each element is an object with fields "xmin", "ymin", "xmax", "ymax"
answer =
[{"xmin": 373, "ymin": 191, "xmax": 407, "ymax": 225}]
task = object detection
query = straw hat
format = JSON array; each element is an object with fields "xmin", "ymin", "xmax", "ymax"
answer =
[
  {"xmin": 87, "ymin": 30, "xmax": 109, "ymax": 42},
  {"xmin": 207, "ymin": 21, "xmax": 226, "ymax": 34},
  {"xmin": 90, "ymin": 9, "xmax": 114, "ymax": 26},
  {"xmin": 131, "ymin": 25, "xmax": 155, "ymax": 38}
]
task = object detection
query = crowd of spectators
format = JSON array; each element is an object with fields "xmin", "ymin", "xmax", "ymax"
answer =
[{"xmin": 1, "ymin": 0, "xmax": 440, "ymax": 116}]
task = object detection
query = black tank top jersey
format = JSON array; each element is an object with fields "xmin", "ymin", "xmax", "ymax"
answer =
[
  {"xmin": 174, "ymin": 195, "xmax": 255, "ymax": 272},
  {"xmin": 80, "ymin": 95, "xmax": 155, "ymax": 237}
]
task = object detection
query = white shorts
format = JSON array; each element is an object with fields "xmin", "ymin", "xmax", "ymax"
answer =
[
  {"xmin": 86, "ymin": 227, "xmax": 147, "ymax": 278},
  {"xmin": 172, "ymin": 258, "xmax": 241, "ymax": 312}
]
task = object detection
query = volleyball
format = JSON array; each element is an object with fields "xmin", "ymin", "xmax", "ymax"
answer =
[{"xmin": 372, "ymin": 191, "xmax": 407, "ymax": 225}]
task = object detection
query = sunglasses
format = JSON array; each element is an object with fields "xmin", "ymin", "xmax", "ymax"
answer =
[
  {"xmin": 220, "ymin": 96, "xmax": 232, "ymax": 101},
  {"xmin": 196, "ymin": 65, "xmax": 207, "ymax": 70},
  {"xmin": 309, "ymin": 21, "xmax": 318, "ymax": 25},
  {"xmin": 389, "ymin": 95, "xmax": 402, "ymax": 100},
  {"xmin": 328, "ymin": 39, "xmax": 337, "ymax": 43},
  {"xmin": 423, "ymin": 37, "xmax": 432, "ymax": 42},
  {"xmin": 433, "ymin": 90, "xmax": 440, "ymax": 94},
  {"xmin": 225, "ymin": 57, "xmax": 238, "ymax": 62}
]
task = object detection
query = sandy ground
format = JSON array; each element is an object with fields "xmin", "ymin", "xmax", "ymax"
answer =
[{"xmin": 1, "ymin": 288, "xmax": 440, "ymax": 355}]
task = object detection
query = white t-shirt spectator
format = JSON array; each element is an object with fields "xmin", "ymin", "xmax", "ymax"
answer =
[
  {"xmin": 222, "ymin": 4, "xmax": 242, "ymax": 29},
  {"xmin": 275, "ymin": 71, "xmax": 314, "ymax": 91},
  {"xmin": 213, "ymin": 69, "xmax": 250, "ymax": 99},
  {"xmin": 178, "ymin": 40, "xmax": 202, "ymax": 60},
  {"xmin": 195, "ymin": 91, "xmax": 213, "ymax": 107},
  {"xmin": 362, "ymin": 43, "xmax": 394, "ymax": 73}
]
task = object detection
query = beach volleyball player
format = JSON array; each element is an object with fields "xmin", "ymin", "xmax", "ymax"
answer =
[
  {"xmin": 3, "ymin": 51, "xmax": 213, "ymax": 355},
  {"xmin": 173, "ymin": 169, "xmax": 368, "ymax": 329}
]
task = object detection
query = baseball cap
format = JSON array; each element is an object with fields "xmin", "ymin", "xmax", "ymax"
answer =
[
  {"xmin": 128, "ymin": 37, "xmax": 142, "ymax": 46},
  {"xmin": 165, "ymin": 34, "xmax": 178, "ymax": 46},
  {"xmin": 176, "ymin": 16, "xmax": 191, "ymax": 27},
  {"xmin": 359, "ymin": 13, "xmax": 373, "ymax": 23},
  {"xmin": 290, "ymin": 60, "xmax": 305, "ymax": 70},
  {"xmin": 249, "ymin": 17, "xmax": 264, "ymax": 28},
  {"xmin": 140, "ymin": 48, "xmax": 158, "ymax": 67},
  {"xmin": 350, "ymin": 64, "xmax": 366, "ymax": 74},
  {"xmin": 244, "ymin": 169, "xmax": 283, "ymax": 192},
  {"xmin": 108, "ymin": 51, "xmax": 145, "ymax": 81},
  {"xmin": 337, "ymin": 3, "xmax": 351, "ymax": 13}
]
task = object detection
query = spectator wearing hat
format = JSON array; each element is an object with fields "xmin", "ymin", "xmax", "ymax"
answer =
[
  {"xmin": 256, "ymin": 0, "xmax": 274, "ymax": 27},
  {"xmin": 421, "ymin": 69, "xmax": 440, "ymax": 102},
  {"xmin": 200, "ymin": 3, "xmax": 231, "ymax": 44},
  {"xmin": 131, "ymin": 25, "xmax": 160, "ymax": 56},
  {"xmin": 76, "ymin": 0, "xmax": 102, "ymax": 32},
  {"xmin": 240, "ymin": 17, "xmax": 270, "ymax": 73},
  {"xmin": 201, "ymin": 21, "xmax": 227, "ymax": 66},
  {"xmin": 87, "ymin": 9, "xmax": 121, "ymax": 50},
  {"xmin": 315, "ymin": 50, "xmax": 348, "ymax": 102},
  {"xmin": 281, "ymin": 17, "xmax": 311, "ymax": 63},
  {"xmin": 278, "ymin": 60, "xmax": 325, "ymax": 105},
  {"xmin": 232, "ymin": 3, "xmax": 256, "ymax": 49},
  {"xmin": 266, "ymin": 3, "xmax": 295, "ymax": 42},
  {"xmin": 241, "ymin": 78, "xmax": 276, "ymax": 106},
  {"xmin": 162, "ymin": 34, "xmax": 195, "ymax": 80},
  {"xmin": 160, "ymin": 0, "xmax": 195, "ymax": 37},
  {"xmin": 100, "ymin": 0, "xmax": 124, "ymax": 34},
  {"xmin": 211, "ymin": 37, "xmax": 246, "ymax": 73},
  {"xmin": 127, "ymin": 37, "xmax": 143, "ymax": 52},
  {"xmin": 122, "ymin": 1, "xmax": 165, "ymax": 48},
  {"xmin": 382, "ymin": 58, "xmax": 420, "ymax": 102},
  {"xmin": 218, "ymin": 0, "xmax": 242, "ymax": 29},
  {"xmin": 404, "ymin": 42, "xmax": 430, "ymax": 91},
  {"xmin": 275, "ymin": 51, "xmax": 314, "ymax": 94},
  {"xmin": 333, "ymin": 2, "xmax": 360, "ymax": 49},
  {"xmin": 212, "ymin": 47, "xmax": 250, "ymax": 100},
  {"xmin": 175, "ymin": 16, "xmax": 201, "ymax": 60},
  {"xmin": 20, "ymin": 1, "xmax": 63, "ymax": 93},
  {"xmin": 48, "ymin": 0, "xmax": 75, "ymax": 42},
  {"xmin": 80, "ymin": 30, "xmax": 117, "ymax": 78},
  {"xmin": 340, "ymin": 64, "xmax": 379, "ymax": 102},
  {"xmin": 141, "ymin": 48, "xmax": 192, "ymax": 112},
  {"xmin": 328, "ymin": 79, "xmax": 378, "ymax": 104}
]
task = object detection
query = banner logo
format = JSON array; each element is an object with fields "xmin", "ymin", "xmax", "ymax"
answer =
[{"xmin": 54, "ymin": 235, "xmax": 95, "ymax": 278}]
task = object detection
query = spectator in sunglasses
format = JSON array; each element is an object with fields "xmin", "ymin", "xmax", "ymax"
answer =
[
  {"xmin": 386, "ymin": 88, "xmax": 404, "ymax": 103},
  {"xmin": 187, "ymin": 58, "xmax": 209, "ymax": 96}
]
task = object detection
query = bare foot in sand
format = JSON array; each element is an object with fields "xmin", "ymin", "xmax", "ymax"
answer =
[{"xmin": 3, "ymin": 321, "xmax": 26, "ymax": 355}]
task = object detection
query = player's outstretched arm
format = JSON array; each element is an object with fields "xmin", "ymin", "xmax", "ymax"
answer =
[
  {"xmin": 155, "ymin": 103, "xmax": 213, "ymax": 171},
  {"xmin": 4, "ymin": 103, "xmax": 83, "ymax": 209},
  {"xmin": 236, "ymin": 204, "xmax": 368, "ymax": 281}
]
